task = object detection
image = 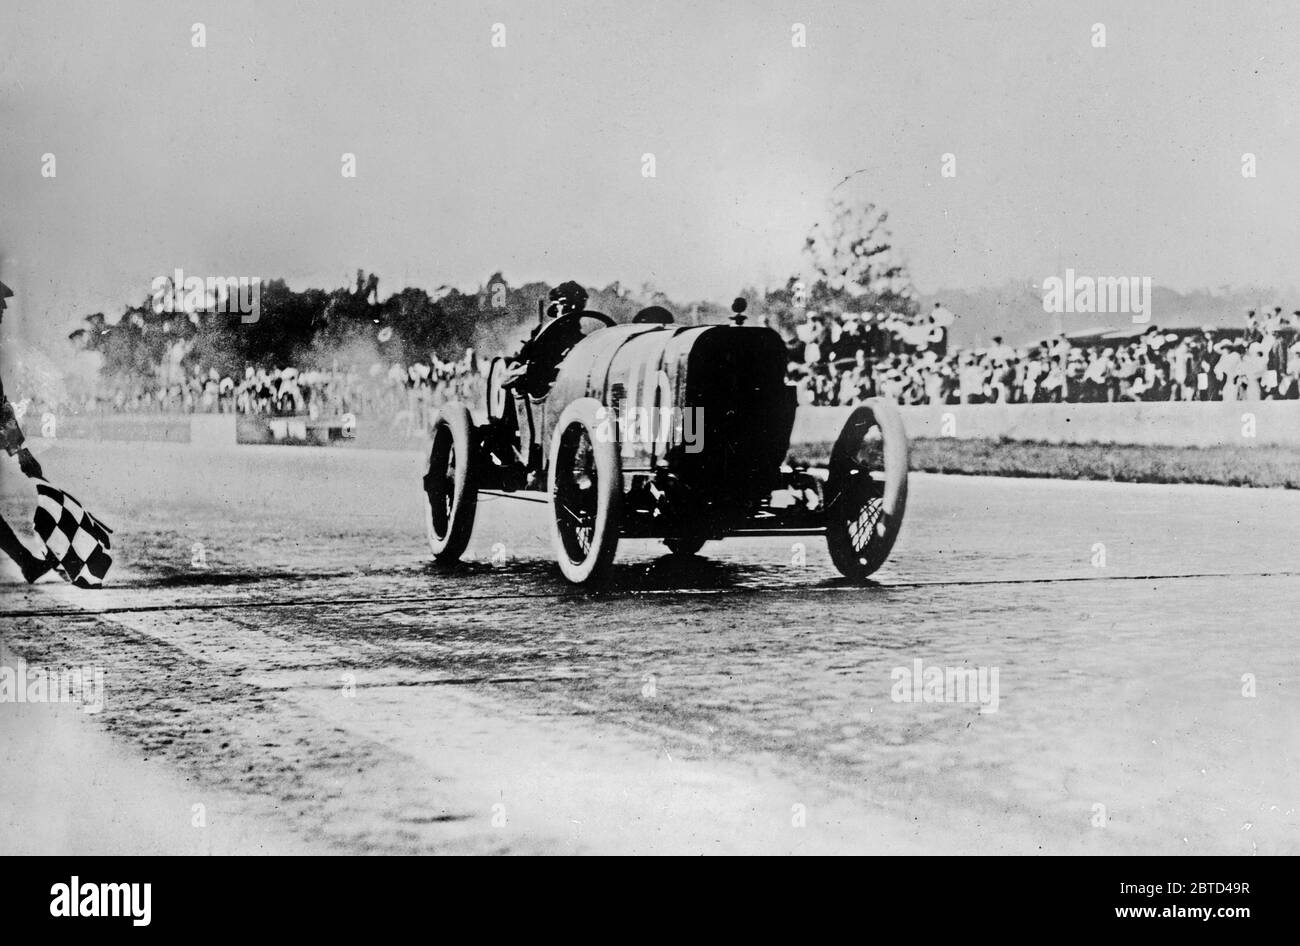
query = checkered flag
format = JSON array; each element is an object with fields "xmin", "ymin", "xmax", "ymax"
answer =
[{"xmin": 32, "ymin": 479, "xmax": 114, "ymax": 588}]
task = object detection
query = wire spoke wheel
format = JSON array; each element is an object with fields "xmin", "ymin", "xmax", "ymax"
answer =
[
  {"xmin": 426, "ymin": 436, "xmax": 456, "ymax": 536},
  {"xmin": 548, "ymin": 398, "xmax": 621, "ymax": 584},
  {"xmin": 825, "ymin": 398, "xmax": 908, "ymax": 580},
  {"xmin": 554, "ymin": 426, "xmax": 598, "ymax": 561},
  {"xmin": 423, "ymin": 404, "xmax": 478, "ymax": 561}
]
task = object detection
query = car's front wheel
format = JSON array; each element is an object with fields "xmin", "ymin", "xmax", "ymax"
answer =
[
  {"xmin": 548, "ymin": 398, "xmax": 621, "ymax": 584},
  {"xmin": 423, "ymin": 403, "xmax": 478, "ymax": 562}
]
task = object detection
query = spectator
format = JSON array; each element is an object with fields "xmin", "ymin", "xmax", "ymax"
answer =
[
  {"xmin": 987, "ymin": 336, "xmax": 1015, "ymax": 402},
  {"xmin": 1214, "ymin": 341, "xmax": 1243, "ymax": 401},
  {"xmin": 65, "ymin": 298, "xmax": 1300, "ymax": 417}
]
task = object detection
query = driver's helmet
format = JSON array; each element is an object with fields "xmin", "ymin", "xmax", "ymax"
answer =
[{"xmin": 546, "ymin": 280, "xmax": 588, "ymax": 319}]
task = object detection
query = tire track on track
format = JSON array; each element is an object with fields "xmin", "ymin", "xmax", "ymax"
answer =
[{"xmin": 7, "ymin": 568, "xmax": 1298, "ymax": 618}]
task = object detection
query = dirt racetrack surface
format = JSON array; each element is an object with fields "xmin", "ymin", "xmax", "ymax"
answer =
[{"xmin": 2, "ymin": 440, "xmax": 1298, "ymax": 854}]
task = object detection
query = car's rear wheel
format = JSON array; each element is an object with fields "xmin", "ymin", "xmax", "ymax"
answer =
[
  {"xmin": 663, "ymin": 535, "xmax": 707, "ymax": 557},
  {"xmin": 423, "ymin": 404, "xmax": 478, "ymax": 562},
  {"xmin": 825, "ymin": 398, "xmax": 908, "ymax": 580},
  {"xmin": 549, "ymin": 399, "xmax": 621, "ymax": 584}
]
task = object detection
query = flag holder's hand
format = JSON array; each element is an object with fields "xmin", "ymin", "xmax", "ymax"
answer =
[{"xmin": 17, "ymin": 447, "xmax": 43, "ymax": 480}]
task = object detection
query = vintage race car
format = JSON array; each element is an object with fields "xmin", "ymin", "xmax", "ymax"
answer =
[{"xmin": 422, "ymin": 297, "xmax": 908, "ymax": 584}]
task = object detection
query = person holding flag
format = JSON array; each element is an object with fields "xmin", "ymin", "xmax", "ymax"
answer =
[{"xmin": 0, "ymin": 279, "xmax": 53, "ymax": 583}]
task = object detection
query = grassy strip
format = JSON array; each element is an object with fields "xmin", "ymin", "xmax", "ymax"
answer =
[{"xmin": 789, "ymin": 438, "xmax": 1300, "ymax": 489}]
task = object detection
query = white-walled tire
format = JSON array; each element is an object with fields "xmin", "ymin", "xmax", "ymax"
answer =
[
  {"xmin": 825, "ymin": 398, "xmax": 909, "ymax": 580},
  {"xmin": 548, "ymin": 398, "xmax": 621, "ymax": 584},
  {"xmin": 423, "ymin": 404, "xmax": 478, "ymax": 562}
]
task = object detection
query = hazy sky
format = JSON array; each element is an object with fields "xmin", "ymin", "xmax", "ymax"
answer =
[{"xmin": 2, "ymin": 0, "xmax": 1298, "ymax": 339}]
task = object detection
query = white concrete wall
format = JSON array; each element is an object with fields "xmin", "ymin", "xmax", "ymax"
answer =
[
  {"xmin": 791, "ymin": 402, "xmax": 1300, "ymax": 448},
  {"xmin": 189, "ymin": 414, "xmax": 237, "ymax": 449}
]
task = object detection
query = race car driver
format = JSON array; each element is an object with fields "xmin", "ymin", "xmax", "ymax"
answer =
[
  {"xmin": 502, "ymin": 280, "xmax": 590, "ymax": 398},
  {"xmin": 0, "ymin": 279, "xmax": 54, "ymax": 583}
]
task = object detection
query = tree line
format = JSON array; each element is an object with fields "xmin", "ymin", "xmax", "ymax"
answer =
[{"xmin": 70, "ymin": 199, "xmax": 918, "ymax": 382}]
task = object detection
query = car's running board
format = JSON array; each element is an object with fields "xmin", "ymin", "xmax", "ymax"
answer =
[
  {"xmin": 477, "ymin": 490, "xmax": 828, "ymax": 538},
  {"xmin": 479, "ymin": 488, "xmax": 549, "ymax": 504},
  {"xmin": 724, "ymin": 527, "xmax": 827, "ymax": 537}
]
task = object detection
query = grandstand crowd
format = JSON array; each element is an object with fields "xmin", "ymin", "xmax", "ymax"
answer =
[
  {"xmin": 788, "ymin": 304, "xmax": 1300, "ymax": 406},
  {"xmin": 47, "ymin": 304, "xmax": 1300, "ymax": 432},
  {"xmin": 64, "ymin": 352, "xmax": 482, "ymax": 437}
]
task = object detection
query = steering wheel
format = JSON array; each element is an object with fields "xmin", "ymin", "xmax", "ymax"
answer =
[
  {"xmin": 516, "ymin": 311, "xmax": 616, "ymax": 400},
  {"xmin": 531, "ymin": 311, "xmax": 615, "ymax": 348}
]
